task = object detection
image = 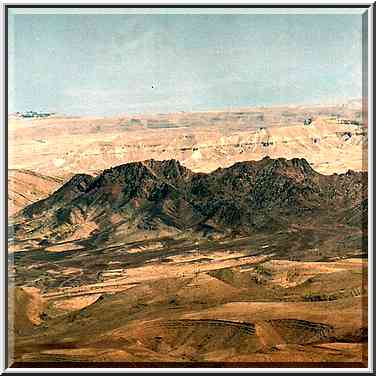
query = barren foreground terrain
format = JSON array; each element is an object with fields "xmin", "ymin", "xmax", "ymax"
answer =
[
  {"xmin": 8, "ymin": 102, "xmax": 368, "ymax": 367},
  {"xmin": 9, "ymin": 235, "xmax": 367, "ymax": 365}
]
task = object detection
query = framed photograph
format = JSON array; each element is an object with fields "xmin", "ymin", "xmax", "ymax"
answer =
[{"xmin": 3, "ymin": 2, "xmax": 373, "ymax": 372}]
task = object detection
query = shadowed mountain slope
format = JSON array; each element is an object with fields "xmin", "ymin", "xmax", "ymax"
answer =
[{"xmin": 11, "ymin": 157, "xmax": 367, "ymax": 246}]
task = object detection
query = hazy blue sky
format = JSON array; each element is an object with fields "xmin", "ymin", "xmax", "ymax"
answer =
[{"xmin": 9, "ymin": 12, "xmax": 364, "ymax": 116}]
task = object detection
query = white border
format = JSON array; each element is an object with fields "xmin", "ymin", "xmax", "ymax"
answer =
[
  {"xmin": 1, "ymin": 1, "xmax": 373, "ymax": 373},
  {"xmin": 367, "ymin": 2, "xmax": 373, "ymax": 373},
  {"xmin": 1, "ymin": 4, "xmax": 5, "ymax": 376}
]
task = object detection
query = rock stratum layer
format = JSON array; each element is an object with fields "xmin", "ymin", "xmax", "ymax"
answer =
[{"xmin": 9, "ymin": 104, "xmax": 367, "ymax": 179}]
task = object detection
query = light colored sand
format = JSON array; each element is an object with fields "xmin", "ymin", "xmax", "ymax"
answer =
[
  {"xmin": 8, "ymin": 169, "xmax": 63, "ymax": 215},
  {"xmin": 45, "ymin": 243, "xmax": 85, "ymax": 253},
  {"xmin": 260, "ymin": 259, "xmax": 353, "ymax": 288},
  {"xmin": 53, "ymin": 294, "xmax": 102, "ymax": 311},
  {"xmin": 182, "ymin": 297, "xmax": 366, "ymax": 332}
]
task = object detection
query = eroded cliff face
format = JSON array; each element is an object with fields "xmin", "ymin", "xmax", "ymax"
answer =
[{"xmin": 9, "ymin": 103, "xmax": 367, "ymax": 180}]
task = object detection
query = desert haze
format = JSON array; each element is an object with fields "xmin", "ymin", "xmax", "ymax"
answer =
[{"xmin": 8, "ymin": 101, "xmax": 368, "ymax": 366}]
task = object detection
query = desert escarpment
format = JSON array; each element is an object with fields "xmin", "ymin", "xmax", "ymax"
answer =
[{"xmin": 9, "ymin": 104, "xmax": 367, "ymax": 179}]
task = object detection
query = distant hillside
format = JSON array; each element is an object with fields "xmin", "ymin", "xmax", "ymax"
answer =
[
  {"xmin": 8, "ymin": 103, "xmax": 367, "ymax": 177},
  {"xmin": 8, "ymin": 169, "xmax": 64, "ymax": 215}
]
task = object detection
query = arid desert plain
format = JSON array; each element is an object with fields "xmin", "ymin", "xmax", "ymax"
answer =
[{"xmin": 8, "ymin": 101, "xmax": 368, "ymax": 366}]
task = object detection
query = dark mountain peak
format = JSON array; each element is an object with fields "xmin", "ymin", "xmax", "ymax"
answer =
[
  {"xmin": 257, "ymin": 157, "xmax": 316, "ymax": 178},
  {"xmin": 63, "ymin": 173, "xmax": 94, "ymax": 191},
  {"xmin": 266, "ymin": 156, "xmax": 311, "ymax": 169},
  {"xmin": 89, "ymin": 161, "xmax": 153, "ymax": 188},
  {"xmin": 144, "ymin": 158, "xmax": 182, "ymax": 168},
  {"xmin": 14, "ymin": 158, "xmax": 367, "ymax": 244},
  {"xmin": 102, "ymin": 161, "xmax": 149, "ymax": 175},
  {"xmin": 86, "ymin": 159, "xmax": 192, "ymax": 197},
  {"xmin": 334, "ymin": 169, "xmax": 367, "ymax": 182},
  {"xmin": 289, "ymin": 157, "xmax": 314, "ymax": 172},
  {"xmin": 95, "ymin": 159, "xmax": 190, "ymax": 182},
  {"xmin": 223, "ymin": 156, "xmax": 313, "ymax": 173},
  {"xmin": 261, "ymin": 157, "xmax": 288, "ymax": 170},
  {"xmin": 217, "ymin": 157, "xmax": 316, "ymax": 188},
  {"xmin": 20, "ymin": 173, "xmax": 94, "ymax": 218},
  {"xmin": 143, "ymin": 159, "xmax": 191, "ymax": 181}
]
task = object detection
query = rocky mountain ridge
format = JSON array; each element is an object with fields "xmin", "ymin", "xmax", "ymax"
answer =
[{"xmin": 11, "ymin": 157, "xmax": 367, "ymax": 247}]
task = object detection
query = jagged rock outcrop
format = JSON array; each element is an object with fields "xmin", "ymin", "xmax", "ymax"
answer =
[{"xmin": 11, "ymin": 157, "xmax": 367, "ymax": 245}]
